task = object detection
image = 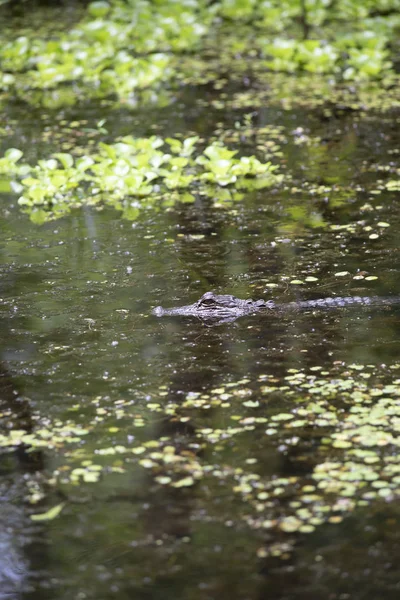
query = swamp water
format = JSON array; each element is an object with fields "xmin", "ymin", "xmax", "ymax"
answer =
[{"xmin": 1, "ymin": 17, "xmax": 400, "ymax": 600}]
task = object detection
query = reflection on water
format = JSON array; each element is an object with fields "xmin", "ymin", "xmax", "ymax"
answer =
[{"xmin": 0, "ymin": 361, "xmax": 45, "ymax": 598}]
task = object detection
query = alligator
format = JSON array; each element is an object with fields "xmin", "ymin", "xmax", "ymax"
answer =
[{"xmin": 152, "ymin": 291, "xmax": 399, "ymax": 324}]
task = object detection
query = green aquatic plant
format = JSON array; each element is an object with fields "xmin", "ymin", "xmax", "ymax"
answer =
[
  {"xmin": 263, "ymin": 39, "xmax": 339, "ymax": 74},
  {"xmin": 0, "ymin": 0, "xmax": 214, "ymax": 104},
  {"xmin": 219, "ymin": 1, "xmax": 399, "ymax": 81},
  {"xmin": 0, "ymin": 147, "xmax": 31, "ymax": 193},
  {"xmin": 0, "ymin": 0, "xmax": 398, "ymax": 108},
  {"xmin": 2, "ymin": 360, "xmax": 400, "ymax": 546},
  {"xmin": 196, "ymin": 142, "xmax": 277, "ymax": 187},
  {"xmin": 261, "ymin": 32, "xmax": 392, "ymax": 78},
  {"xmin": 0, "ymin": 133, "xmax": 281, "ymax": 222},
  {"xmin": 17, "ymin": 154, "xmax": 95, "ymax": 221},
  {"xmin": 0, "ymin": 148, "xmax": 30, "ymax": 176}
]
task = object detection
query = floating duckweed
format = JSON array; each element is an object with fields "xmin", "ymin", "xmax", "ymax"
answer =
[
  {"xmin": 332, "ymin": 440, "xmax": 352, "ymax": 449},
  {"xmin": 132, "ymin": 446, "xmax": 146, "ymax": 455},
  {"xmin": 139, "ymin": 459, "xmax": 155, "ymax": 469},
  {"xmin": 211, "ymin": 388, "xmax": 225, "ymax": 394},
  {"xmin": 279, "ymin": 516, "xmax": 303, "ymax": 532},
  {"xmin": 299, "ymin": 524, "xmax": 315, "ymax": 533},
  {"xmin": 257, "ymin": 492, "xmax": 269, "ymax": 500},
  {"xmin": 155, "ymin": 476, "xmax": 172, "ymax": 485},
  {"xmin": 271, "ymin": 413, "xmax": 293, "ymax": 421},
  {"xmin": 172, "ymin": 476, "xmax": 195, "ymax": 488},
  {"xmin": 4, "ymin": 360, "xmax": 400, "ymax": 551},
  {"xmin": 329, "ymin": 516, "xmax": 344, "ymax": 524}
]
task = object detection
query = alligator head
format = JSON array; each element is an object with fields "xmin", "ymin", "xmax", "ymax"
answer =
[{"xmin": 152, "ymin": 291, "xmax": 275, "ymax": 324}]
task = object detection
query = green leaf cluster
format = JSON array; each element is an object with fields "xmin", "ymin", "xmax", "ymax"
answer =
[
  {"xmin": 196, "ymin": 142, "xmax": 278, "ymax": 187},
  {"xmin": 219, "ymin": 0, "xmax": 398, "ymax": 79},
  {"xmin": 219, "ymin": 0, "xmax": 400, "ymax": 27},
  {"xmin": 262, "ymin": 34, "xmax": 392, "ymax": 78},
  {"xmin": 0, "ymin": 0, "xmax": 398, "ymax": 107},
  {"xmin": 1, "ymin": 135, "xmax": 281, "ymax": 222},
  {"xmin": 0, "ymin": 147, "xmax": 30, "ymax": 176},
  {"xmin": 0, "ymin": 0, "xmax": 214, "ymax": 102},
  {"xmin": 264, "ymin": 39, "xmax": 339, "ymax": 74}
]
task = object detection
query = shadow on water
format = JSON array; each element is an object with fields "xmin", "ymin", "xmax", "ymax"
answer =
[{"xmin": 0, "ymin": 360, "xmax": 50, "ymax": 598}]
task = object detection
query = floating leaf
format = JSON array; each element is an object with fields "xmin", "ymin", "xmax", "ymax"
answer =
[
  {"xmin": 172, "ymin": 476, "xmax": 195, "ymax": 488},
  {"xmin": 31, "ymin": 503, "xmax": 65, "ymax": 522}
]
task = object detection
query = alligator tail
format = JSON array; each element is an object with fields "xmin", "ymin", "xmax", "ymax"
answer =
[{"xmin": 283, "ymin": 296, "xmax": 400, "ymax": 310}]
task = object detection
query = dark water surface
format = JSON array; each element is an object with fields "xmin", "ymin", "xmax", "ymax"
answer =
[{"xmin": 1, "ymin": 39, "xmax": 400, "ymax": 600}]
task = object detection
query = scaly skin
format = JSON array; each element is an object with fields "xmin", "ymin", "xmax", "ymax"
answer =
[{"xmin": 152, "ymin": 291, "xmax": 399, "ymax": 324}]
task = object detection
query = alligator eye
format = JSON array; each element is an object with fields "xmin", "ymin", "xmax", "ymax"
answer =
[{"xmin": 199, "ymin": 298, "xmax": 216, "ymax": 306}]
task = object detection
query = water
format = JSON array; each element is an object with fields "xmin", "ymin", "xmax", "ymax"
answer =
[
  {"xmin": 1, "ymin": 175, "xmax": 400, "ymax": 598},
  {"xmin": 1, "ymin": 32, "xmax": 400, "ymax": 600}
]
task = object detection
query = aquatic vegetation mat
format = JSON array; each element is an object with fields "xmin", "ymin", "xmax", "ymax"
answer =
[
  {"xmin": 1, "ymin": 1, "xmax": 399, "ymax": 109},
  {"xmin": 2, "ymin": 362, "xmax": 400, "ymax": 556},
  {"xmin": 0, "ymin": 133, "xmax": 282, "ymax": 222},
  {"xmin": 0, "ymin": 0, "xmax": 214, "ymax": 106}
]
